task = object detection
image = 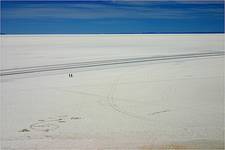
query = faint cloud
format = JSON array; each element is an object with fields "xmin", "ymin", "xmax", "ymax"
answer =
[{"xmin": 2, "ymin": 1, "xmax": 224, "ymax": 20}]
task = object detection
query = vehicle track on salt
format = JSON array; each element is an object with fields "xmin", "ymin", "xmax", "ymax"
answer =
[{"xmin": 1, "ymin": 51, "xmax": 224, "ymax": 76}]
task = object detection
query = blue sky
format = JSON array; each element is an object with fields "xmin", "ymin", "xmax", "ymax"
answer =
[{"xmin": 1, "ymin": 1, "xmax": 224, "ymax": 34}]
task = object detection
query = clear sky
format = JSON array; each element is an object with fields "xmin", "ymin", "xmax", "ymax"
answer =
[{"xmin": 1, "ymin": 1, "xmax": 224, "ymax": 34}]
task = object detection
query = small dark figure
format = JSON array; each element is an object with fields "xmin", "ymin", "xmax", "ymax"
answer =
[
  {"xmin": 19, "ymin": 129, "xmax": 30, "ymax": 132},
  {"xmin": 69, "ymin": 73, "xmax": 73, "ymax": 78}
]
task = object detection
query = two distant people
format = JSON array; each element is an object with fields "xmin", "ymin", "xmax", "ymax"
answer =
[{"xmin": 69, "ymin": 73, "xmax": 73, "ymax": 78}]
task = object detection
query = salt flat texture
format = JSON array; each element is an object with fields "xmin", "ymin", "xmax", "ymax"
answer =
[
  {"xmin": 0, "ymin": 34, "xmax": 224, "ymax": 149},
  {"xmin": 1, "ymin": 34, "xmax": 224, "ymax": 69}
]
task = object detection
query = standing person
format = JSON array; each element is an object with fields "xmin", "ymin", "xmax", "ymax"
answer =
[{"xmin": 69, "ymin": 73, "xmax": 73, "ymax": 77}]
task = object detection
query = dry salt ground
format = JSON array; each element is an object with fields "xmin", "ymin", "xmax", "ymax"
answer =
[{"xmin": 0, "ymin": 34, "xmax": 224, "ymax": 149}]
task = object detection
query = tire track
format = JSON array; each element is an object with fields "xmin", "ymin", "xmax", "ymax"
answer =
[
  {"xmin": 106, "ymin": 73, "xmax": 151, "ymax": 121},
  {"xmin": 1, "ymin": 51, "xmax": 224, "ymax": 76}
]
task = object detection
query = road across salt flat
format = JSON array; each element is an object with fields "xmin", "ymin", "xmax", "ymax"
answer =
[{"xmin": 1, "ymin": 51, "xmax": 224, "ymax": 76}]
